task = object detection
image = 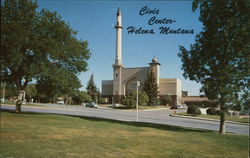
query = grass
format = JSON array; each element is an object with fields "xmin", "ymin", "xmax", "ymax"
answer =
[
  {"xmin": 0, "ymin": 111, "xmax": 249, "ymax": 158},
  {"xmin": 177, "ymin": 112, "xmax": 249, "ymax": 124}
]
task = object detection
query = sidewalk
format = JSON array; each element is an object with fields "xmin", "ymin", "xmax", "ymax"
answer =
[{"xmin": 170, "ymin": 114, "xmax": 249, "ymax": 126}]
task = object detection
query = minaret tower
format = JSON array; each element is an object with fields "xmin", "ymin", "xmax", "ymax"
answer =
[
  {"xmin": 115, "ymin": 8, "xmax": 122, "ymax": 65},
  {"xmin": 113, "ymin": 8, "xmax": 124, "ymax": 103}
]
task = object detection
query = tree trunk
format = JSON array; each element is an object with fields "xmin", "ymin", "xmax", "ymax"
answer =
[
  {"xmin": 15, "ymin": 90, "xmax": 25, "ymax": 113},
  {"xmin": 219, "ymin": 109, "xmax": 226, "ymax": 134},
  {"xmin": 219, "ymin": 98, "xmax": 226, "ymax": 134}
]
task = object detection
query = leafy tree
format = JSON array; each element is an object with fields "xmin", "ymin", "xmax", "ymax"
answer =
[
  {"xmin": 36, "ymin": 69, "xmax": 82, "ymax": 103},
  {"xmin": 142, "ymin": 70, "xmax": 159, "ymax": 105},
  {"xmin": 1, "ymin": 0, "xmax": 90, "ymax": 112},
  {"xmin": 86, "ymin": 74, "xmax": 98, "ymax": 102},
  {"xmin": 178, "ymin": 0, "xmax": 249, "ymax": 134},
  {"xmin": 25, "ymin": 84, "xmax": 37, "ymax": 102},
  {"xmin": 72, "ymin": 90, "xmax": 92, "ymax": 105},
  {"xmin": 0, "ymin": 82, "xmax": 18, "ymax": 100}
]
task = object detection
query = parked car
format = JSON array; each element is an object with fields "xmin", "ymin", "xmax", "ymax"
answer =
[
  {"xmin": 85, "ymin": 102, "xmax": 98, "ymax": 108},
  {"xmin": 57, "ymin": 97, "xmax": 64, "ymax": 104},
  {"xmin": 176, "ymin": 105, "xmax": 184, "ymax": 109},
  {"xmin": 170, "ymin": 105, "xmax": 184, "ymax": 109},
  {"xmin": 57, "ymin": 100, "xmax": 64, "ymax": 104},
  {"xmin": 182, "ymin": 104, "xmax": 188, "ymax": 109}
]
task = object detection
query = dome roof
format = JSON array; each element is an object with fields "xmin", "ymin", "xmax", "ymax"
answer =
[{"xmin": 152, "ymin": 57, "xmax": 159, "ymax": 63}]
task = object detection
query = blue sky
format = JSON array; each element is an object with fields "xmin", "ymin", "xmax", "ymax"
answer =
[{"xmin": 38, "ymin": 0, "xmax": 203, "ymax": 96}]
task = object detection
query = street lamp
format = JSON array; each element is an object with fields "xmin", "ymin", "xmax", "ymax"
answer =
[{"xmin": 136, "ymin": 81, "xmax": 140, "ymax": 121}]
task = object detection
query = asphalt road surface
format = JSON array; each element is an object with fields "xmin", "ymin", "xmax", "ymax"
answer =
[{"xmin": 1, "ymin": 104, "xmax": 249, "ymax": 135}]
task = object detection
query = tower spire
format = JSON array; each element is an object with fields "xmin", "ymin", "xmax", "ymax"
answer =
[
  {"xmin": 117, "ymin": 7, "xmax": 121, "ymax": 16},
  {"xmin": 115, "ymin": 7, "xmax": 123, "ymax": 65},
  {"xmin": 113, "ymin": 8, "xmax": 124, "ymax": 103}
]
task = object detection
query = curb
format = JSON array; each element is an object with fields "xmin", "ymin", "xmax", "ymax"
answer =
[{"xmin": 170, "ymin": 114, "xmax": 249, "ymax": 126}]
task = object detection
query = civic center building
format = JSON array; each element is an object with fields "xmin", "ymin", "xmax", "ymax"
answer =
[{"xmin": 101, "ymin": 8, "xmax": 182, "ymax": 105}]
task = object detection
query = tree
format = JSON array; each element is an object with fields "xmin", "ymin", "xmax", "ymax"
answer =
[
  {"xmin": 36, "ymin": 69, "xmax": 82, "ymax": 103},
  {"xmin": 25, "ymin": 84, "xmax": 37, "ymax": 102},
  {"xmin": 72, "ymin": 90, "xmax": 92, "ymax": 105},
  {"xmin": 1, "ymin": 0, "xmax": 90, "ymax": 112},
  {"xmin": 0, "ymin": 82, "xmax": 18, "ymax": 100},
  {"xmin": 142, "ymin": 70, "xmax": 159, "ymax": 105},
  {"xmin": 160, "ymin": 95, "xmax": 172, "ymax": 105},
  {"xmin": 139, "ymin": 91, "xmax": 149, "ymax": 106},
  {"xmin": 86, "ymin": 74, "xmax": 98, "ymax": 102},
  {"xmin": 178, "ymin": 0, "xmax": 249, "ymax": 134}
]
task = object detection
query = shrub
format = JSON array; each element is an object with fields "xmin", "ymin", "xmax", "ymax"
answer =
[
  {"xmin": 122, "ymin": 91, "xmax": 149, "ymax": 107},
  {"xmin": 139, "ymin": 91, "xmax": 149, "ymax": 106},
  {"xmin": 187, "ymin": 105, "xmax": 201, "ymax": 116},
  {"xmin": 122, "ymin": 98, "xmax": 135, "ymax": 107},
  {"xmin": 99, "ymin": 98, "xmax": 107, "ymax": 104},
  {"xmin": 72, "ymin": 91, "xmax": 92, "ymax": 105},
  {"xmin": 154, "ymin": 98, "xmax": 161, "ymax": 105},
  {"xmin": 206, "ymin": 107, "xmax": 219, "ymax": 115}
]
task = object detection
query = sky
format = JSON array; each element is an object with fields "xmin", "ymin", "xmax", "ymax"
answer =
[{"xmin": 38, "ymin": 0, "xmax": 203, "ymax": 96}]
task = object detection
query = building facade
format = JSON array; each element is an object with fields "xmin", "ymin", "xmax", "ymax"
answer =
[{"xmin": 102, "ymin": 8, "xmax": 182, "ymax": 105}]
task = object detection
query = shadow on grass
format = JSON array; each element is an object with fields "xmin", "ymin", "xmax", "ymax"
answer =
[
  {"xmin": 1, "ymin": 109, "xmax": 216, "ymax": 134},
  {"xmin": 72, "ymin": 115, "xmax": 216, "ymax": 134}
]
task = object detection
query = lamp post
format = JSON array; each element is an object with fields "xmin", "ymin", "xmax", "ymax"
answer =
[{"xmin": 136, "ymin": 81, "xmax": 140, "ymax": 121}]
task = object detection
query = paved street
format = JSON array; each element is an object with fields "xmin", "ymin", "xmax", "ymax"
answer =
[{"xmin": 1, "ymin": 104, "xmax": 249, "ymax": 135}]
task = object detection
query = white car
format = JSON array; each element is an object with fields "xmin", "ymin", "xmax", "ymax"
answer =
[
  {"xmin": 57, "ymin": 100, "xmax": 64, "ymax": 104},
  {"xmin": 182, "ymin": 104, "xmax": 188, "ymax": 109},
  {"xmin": 176, "ymin": 105, "xmax": 184, "ymax": 109}
]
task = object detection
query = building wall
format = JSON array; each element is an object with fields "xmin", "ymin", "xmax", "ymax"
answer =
[
  {"xmin": 113, "ymin": 65, "xmax": 123, "ymax": 97},
  {"xmin": 159, "ymin": 78, "xmax": 182, "ymax": 105},
  {"xmin": 149, "ymin": 64, "xmax": 160, "ymax": 85},
  {"xmin": 102, "ymin": 80, "xmax": 113, "ymax": 96},
  {"xmin": 176, "ymin": 79, "xmax": 182, "ymax": 105},
  {"xmin": 159, "ymin": 78, "xmax": 177, "ymax": 95}
]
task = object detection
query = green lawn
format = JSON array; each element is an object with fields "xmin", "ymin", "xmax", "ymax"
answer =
[
  {"xmin": 177, "ymin": 112, "xmax": 249, "ymax": 124},
  {"xmin": 0, "ymin": 112, "xmax": 249, "ymax": 158}
]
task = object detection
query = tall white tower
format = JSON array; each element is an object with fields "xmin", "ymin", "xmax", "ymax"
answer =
[
  {"xmin": 115, "ymin": 8, "xmax": 122, "ymax": 65},
  {"xmin": 113, "ymin": 8, "xmax": 124, "ymax": 103}
]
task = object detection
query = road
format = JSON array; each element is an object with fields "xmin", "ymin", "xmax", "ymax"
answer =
[{"xmin": 1, "ymin": 104, "xmax": 249, "ymax": 135}]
